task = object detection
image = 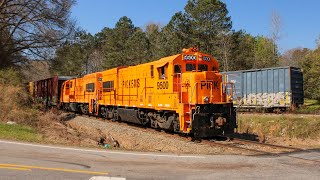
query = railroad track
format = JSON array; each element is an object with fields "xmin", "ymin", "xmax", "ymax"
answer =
[
  {"xmin": 207, "ymin": 138, "xmax": 320, "ymax": 163},
  {"xmin": 230, "ymin": 138, "xmax": 302, "ymax": 151},
  {"xmin": 239, "ymin": 112, "xmax": 320, "ymax": 116}
]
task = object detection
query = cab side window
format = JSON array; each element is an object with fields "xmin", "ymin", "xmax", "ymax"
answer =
[
  {"xmin": 158, "ymin": 65, "xmax": 168, "ymax": 79},
  {"xmin": 174, "ymin": 65, "xmax": 181, "ymax": 74},
  {"xmin": 103, "ymin": 81, "xmax": 114, "ymax": 92},
  {"xmin": 86, "ymin": 83, "xmax": 95, "ymax": 92},
  {"xmin": 66, "ymin": 82, "xmax": 70, "ymax": 89}
]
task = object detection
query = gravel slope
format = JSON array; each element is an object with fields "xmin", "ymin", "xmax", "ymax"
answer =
[{"xmin": 65, "ymin": 115, "xmax": 237, "ymax": 155}]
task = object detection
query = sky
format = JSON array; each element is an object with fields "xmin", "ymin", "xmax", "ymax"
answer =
[{"xmin": 71, "ymin": 0, "xmax": 320, "ymax": 53}]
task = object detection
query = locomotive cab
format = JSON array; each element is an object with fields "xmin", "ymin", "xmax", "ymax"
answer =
[{"xmin": 172, "ymin": 48, "xmax": 236, "ymax": 137}]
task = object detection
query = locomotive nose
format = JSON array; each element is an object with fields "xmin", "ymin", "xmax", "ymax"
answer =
[{"xmin": 196, "ymin": 71, "xmax": 222, "ymax": 104}]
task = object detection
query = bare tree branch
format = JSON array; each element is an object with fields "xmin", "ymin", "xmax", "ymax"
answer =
[{"xmin": 0, "ymin": 0, "xmax": 75, "ymax": 68}]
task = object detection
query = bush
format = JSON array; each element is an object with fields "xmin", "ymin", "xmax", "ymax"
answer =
[
  {"xmin": 0, "ymin": 68, "xmax": 23, "ymax": 86},
  {"xmin": 297, "ymin": 99, "xmax": 320, "ymax": 114},
  {"xmin": 0, "ymin": 68, "xmax": 38, "ymax": 125}
]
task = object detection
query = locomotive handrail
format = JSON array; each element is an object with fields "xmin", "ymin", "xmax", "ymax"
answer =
[
  {"xmin": 221, "ymin": 82, "xmax": 234, "ymax": 103},
  {"xmin": 173, "ymin": 73, "xmax": 182, "ymax": 103},
  {"xmin": 189, "ymin": 82, "xmax": 198, "ymax": 104},
  {"xmin": 189, "ymin": 81, "xmax": 199, "ymax": 123}
]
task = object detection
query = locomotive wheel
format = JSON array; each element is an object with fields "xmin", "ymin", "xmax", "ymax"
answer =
[
  {"xmin": 173, "ymin": 119, "xmax": 180, "ymax": 132},
  {"xmin": 100, "ymin": 107, "xmax": 107, "ymax": 118}
]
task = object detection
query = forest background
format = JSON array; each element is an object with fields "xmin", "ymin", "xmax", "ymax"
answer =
[{"xmin": 0, "ymin": 0, "xmax": 319, "ymax": 101}]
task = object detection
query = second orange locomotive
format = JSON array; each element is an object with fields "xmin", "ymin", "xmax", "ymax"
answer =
[{"xmin": 60, "ymin": 47, "xmax": 236, "ymax": 137}]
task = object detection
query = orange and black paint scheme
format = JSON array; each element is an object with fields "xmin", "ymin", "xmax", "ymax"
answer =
[{"xmin": 59, "ymin": 47, "xmax": 236, "ymax": 138}]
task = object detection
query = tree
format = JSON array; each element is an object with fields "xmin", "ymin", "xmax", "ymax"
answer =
[
  {"xmin": 125, "ymin": 28, "xmax": 150, "ymax": 65},
  {"xmin": 103, "ymin": 16, "xmax": 151, "ymax": 68},
  {"xmin": 280, "ymin": 48, "xmax": 310, "ymax": 67},
  {"xmin": 184, "ymin": 0, "xmax": 232, "ymax": 57},
  {"xmin": 0, "ymin": 0, "xmax": 75, "ymax": 68},
  {"xmin": 158, "ymin": 0, "xmax": 232, "ymax": 64},
  {"xmin": 51, "ymin": 31, "xmax": 95, "ymax": 76},
  {"xmin": 145, "ymin": 23, "xmax": 163, "ymax": 60},
  {"xmin": 270, "ymin": 11, "xmax": 282, "ymax": 65},
  {"xmin": 253, "ymin": 36, "xmax": 278, "ymax": 68},
  {"xmin": 77, "ymin": 32, "xmax": 98, "ymax": 74},
  {"xmin": 87, "ymin": 49, "xmax": 104, "ymax": 73},
  {"xmin": 217, "ymin": 31, "xmax": 232, "ymax": 71},
  {"xmin": 158, "ymin": 12, "xmax": 192, "ymax": 57},
  {"xmin": 51, "ymin": 42, "xmax": 85, "ymax": 76},
  {"xmin": 103, "ymin": 16, "xmax": 136, "ymax": 68},
  {"xmin": 228, "ymin": 30, "xmax": 255, "ymax": 71},
  {"xmin": 301, "ymin": 48, "xmax": 320, "ymax": 102},
  {"xmin": 316, "ymin": 34, "xmax": 320, "ymax": 48}
]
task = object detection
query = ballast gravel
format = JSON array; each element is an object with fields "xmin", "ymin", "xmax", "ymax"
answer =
[{"xmin": 64, "ymin": 114, "xmax": 240, "ymax": 155}]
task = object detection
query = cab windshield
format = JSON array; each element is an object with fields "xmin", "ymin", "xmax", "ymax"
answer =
[
  {"xmin": 186, "ymin": 64, "xmax": 196, "ymax": 71},
  {"xmin": 198, "ymin": 64, "xmax": 208, "ymax": 71}
]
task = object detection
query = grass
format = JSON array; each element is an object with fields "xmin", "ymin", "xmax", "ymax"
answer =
[
  {"xmin": 237, "ymin": 114, "xmax": 320, "ymax": 139},
  {"xmin": 297, "ymin": 99, "xmax": 320, "ymax": 114},
  {"xmin": 0, "ymin": 122, "xmax": 42, "ymax": 142}
]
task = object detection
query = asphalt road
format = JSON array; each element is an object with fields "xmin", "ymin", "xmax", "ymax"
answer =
[{"xmin": 0, "ymin": 140, "xmax": 319, "ymax": 180}]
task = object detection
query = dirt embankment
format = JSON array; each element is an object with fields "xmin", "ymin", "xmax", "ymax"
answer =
[
  {"xmin": 39, "ymin": 112, "xmax": 234, "ymax": 155},
  {"xmin": 4, "ymin": 110, "xmax": 311, "ymax": 155},
  {"xmin": 37, "ymin": 112, "xmax": 320, "ymax": 155}
]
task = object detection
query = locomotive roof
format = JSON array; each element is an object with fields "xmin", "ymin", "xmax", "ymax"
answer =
[
  {"xmin": 150, "ymin": 54, "xmax": 181, "ymax": 67},
  {"xmin": 105, "ymin": 47, "xmax": 219, "ymax": 72},
  {"xmin": 58, "ymin": 76, "xmax": 76, "ymax": 80}
]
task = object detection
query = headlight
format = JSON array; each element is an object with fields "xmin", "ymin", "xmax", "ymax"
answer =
[
  {"xmin": 204, "ymin": 96, "xmax": 209, "ymax": 103},
  {"xmin": 203, "ymin": 56, "xmax": 211, "ymax": 61}
]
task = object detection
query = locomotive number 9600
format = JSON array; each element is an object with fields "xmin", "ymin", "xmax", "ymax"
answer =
[{"xmin": 157, "ymin": 81, "xmax": 169, "ymax": 89}]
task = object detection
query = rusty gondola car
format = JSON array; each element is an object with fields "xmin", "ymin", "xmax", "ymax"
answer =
[{"xmin": 29, "ymin": 76, "xmax": 74, "ymax": 107}]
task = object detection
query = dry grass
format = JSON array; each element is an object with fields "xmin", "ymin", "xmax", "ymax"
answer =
[
  {"xmin": 0, "ymin": 69, "xmax": 99, "ymax": 146},
  {"xmin": 36, "ymin": 111, "xmax": 98, "ymax": 146},
  {"xmin": 0, "ymin": 84, "xmax": 38, "ymax": 125},
  {"xmin": 237, "ymin": 114, "xmax": 320, "ymax": 147},
  {"xmin": 0, "ymin": 84, "xmax": 98, "ymax": 146}
]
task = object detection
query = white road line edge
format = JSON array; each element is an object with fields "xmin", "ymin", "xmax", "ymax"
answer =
[
  {"xmin": 89, "ymin": 176, "xmax": 126, "ymax": 180},
  {"xmin": 0, "ymin": 140, "xmax": 205, "ymax": 159}
]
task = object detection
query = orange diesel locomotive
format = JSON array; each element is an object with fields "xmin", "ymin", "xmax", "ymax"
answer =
[{"xmin": 60, "ymin": 48, "xmax": 236, "ymax": 137}]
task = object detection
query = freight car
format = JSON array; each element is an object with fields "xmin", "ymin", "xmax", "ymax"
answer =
[
  {"xmin": 29, "ymin": 76, "xmax": 74, "ymax": 107},
  {"xmin": 221, "ymin": 67, "xmax": 304, "ymax": 112},
  {"xmin": 32, "ymin": 48, "xmax": 237, "ymax": 138}
]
